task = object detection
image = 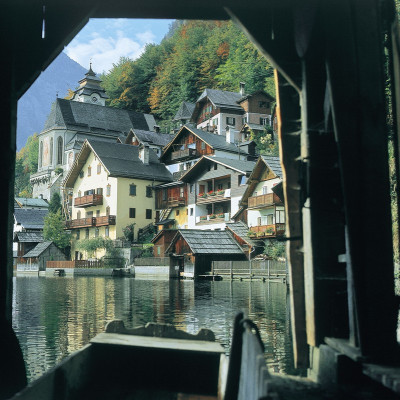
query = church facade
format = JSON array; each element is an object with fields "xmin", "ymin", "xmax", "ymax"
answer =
[{"xmin": 30, "ymin": 66, "xmax": 157, "ymax": 201}]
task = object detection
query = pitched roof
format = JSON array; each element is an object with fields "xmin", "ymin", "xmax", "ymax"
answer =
[
  {"xmin": 14, "ymin": 231, "xmax": 44, "ymax": 243},
  {"xmin": 43, "ymin": 98, "xmax": 156, "ymax": 135},
  {"xmin": 179, "ymin": 155, "xmax": 255, "ymax": 182},
  {"xmin": 23, "ymin": 241, "xmax": 54, "ymax": 258},
  {"xmin": 14, "ymin": 209, "xmax": 48, "ymax": 229},
  {"xmin": 15, "ymin": 198, "xmax": 49, "ymax": 209},
  {"xmin": 173, "ymin": 101, "xmax": 195, "ymax": 121},
  {"xmin": 261, "ymin": 156, "xmax": 282, "ymax": 177},
  {"xmin": 64, "ymin": 140, "xmax": 173, "ymax": 187},
  {"xmin": 226, "ymin": 221, "xmax": 264, "ymax": 248},
  {"xmin": 197, "ymin": 89, "xmax": 243, "ymax": 111},
  {"xmin": 161, "ymin": 125, "xmax": 248, "ymax": 161},
  {"xmin": 237, "ymin": 90, "xmax": 275, "ymax": 103},
  {"xmin": 131, "ymin": 129, "xmax": 172, "ymax": 147},
  {"xmin": 167, "ymin": 229, "xmax": 245, "ymax": 255}
]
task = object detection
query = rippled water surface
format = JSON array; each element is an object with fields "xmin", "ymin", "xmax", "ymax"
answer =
[{"xmin": 12, "ymin": 276, "xmax": 298, "ymax": 382}]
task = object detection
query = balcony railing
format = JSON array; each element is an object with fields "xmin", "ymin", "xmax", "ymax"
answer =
[
  {"xmin": 197, "ymin": 190, "xmax": 230, "ymax": 204},
  {"xmin": 65, "ymin": 215, "xmax": 116, "ymax": 229},
  {"xmin": 65, "ymin": 217, "xmax": 96, "ymax": 229},
  {"xmin": 170, "ymin": 148, "xmax": 198, "ymax": 161},
  {"xmin": 249, "ymin": 223, "xmax": 285, "ymax": 238},
  {"xmin": 248, "ymin": 193, "xmax": 282, "ymax": 209},
  {"xmin": 196, "ymin": 212, "xmax": 230, "ymax": 224},
  {"xmin": 167, "ymin": 197, "xmax": 186, "ymax": 207},
  {"xmin": 74, "ymin": 194, "xmax": 103, "ymax": 208},
  {"xmin": 95, "ymin": 215, "xmax": 116, "ymax": 226}
]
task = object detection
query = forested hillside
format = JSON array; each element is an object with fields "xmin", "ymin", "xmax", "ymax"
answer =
[{"xmin": 101, "ymin": 20, "xmax": 275, "ymax": 129}]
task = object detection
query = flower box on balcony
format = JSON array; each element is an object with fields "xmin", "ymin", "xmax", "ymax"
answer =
[
  {"xmin": 200, "ymin": 215, "xmax": 207, "ymax": 221},
  {"xmin": 216, "ymin": 189, "xmax": 225, "ymax": 195},
  {"xmin": 199, "ymin": 193, "xmax": 207, "ymax": 198},
  {"xmin": 208, "ymin": 191, "xmax": 216, "ymax": 196},
  {"xmin": 257, "ymin": 232, "xmax": 265, "ymax": 237},
  {"xmin": 209, "ymin": 214, "xmax": 216, "ymax": 219},
  {"xmin": 216, "ymin": 213, "xmax": 224, "ymax": 218}
]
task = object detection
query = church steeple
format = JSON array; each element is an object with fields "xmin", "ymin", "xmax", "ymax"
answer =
[{"xmin": 71, "ymin": 63, "xmax": 109, "ymax": 106}]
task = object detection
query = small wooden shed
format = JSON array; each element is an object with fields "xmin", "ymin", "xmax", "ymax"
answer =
[
  {"xmin": 166, "ymin": 229, "xmax": 246, "ymax": 277},
  {"xmin": 22, "ymin": 241, "xmax": 66, "ymax": 271}
]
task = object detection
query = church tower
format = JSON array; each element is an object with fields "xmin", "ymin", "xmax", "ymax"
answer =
[{"xmin": 71, "ymin": 64, "xmax": 109, "ymax": 106}]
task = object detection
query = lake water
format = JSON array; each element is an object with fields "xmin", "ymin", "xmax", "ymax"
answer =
[{"xmin": 12, "ymin": 276, "xmax": 299, "ymax": 383}]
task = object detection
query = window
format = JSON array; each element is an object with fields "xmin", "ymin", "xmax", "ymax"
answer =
[
  {"xmin": 96, "ymin": 188, "xmax": 103, "ymax": 195},
  {"xmin": 190, "ymin": 208, "xmax": 193, "ymax": 216},
  {"xmin": 106, "ymin": 206, "xmax": 110, "ymax": 216},
  {"xmin": 201, "ymin": 142, "xmax": 205, "ymax": 150},
  {"xmin": 79, "ymin": 170, "xmax": 84, "ymax": 178},
  {"xmin": 57, "ymin": 137, "xmax": 63, "ymax": 165},
  {"xmin": 146, "ymin": 186, "xmax": 153, "ymax": 198},
  {"xmin": 213, "ymin": 118, "xmax": 218, "ymax": 126},
  {"xmin": 85, "ymin": 228, "xmax": 89, "ymax": 239},
  {"xmin": 180, "ymin": 187, "xmax": 184, "ymax": 197},
  {"xmin": 258, "ymin": 101, "xmax": 267, "ymax": 108},
  {"xmin": 186, "ymin": 162, "xmax": 191, "ymax": 170},
  {"xmin": 106, "ymin": 184, "xmax": 111, "ymax": 196},
  {"xmin": 39, "ymin": 141, "xmax": 43, "ymax": 168},
  {"xmin": 242, "ymin": 117, "xmax": 247, "ymax": 125},
  {"xmin": 95, "ymin": 228, "xmax": 99, "ymax": 237},
  {"xmin": 238, "ymin": 175, "xmax": 247, "ymax": 186},
  {"xmin": 190, "ymin": 184, "xmax": 193, "ymax": 193},
  {"xmin": 226, "ymin": 117, "xmax": 235, "ymax": 125},
  {"xmin": 176, "ymin": 210, "xmax": 180, "ymax": 216},
  {"xmin": 78, "ymin": 190, "xmax": 81, "ymax": 197},
  {"xmin": 76, "ymin": 230, "xmax": 80, "ymax": 240},
  {"xmin": 179, "ymin": 163, "xmax": 184, "ymax": 171},
  {"xmin": 129, "ymin": 208, "xmax": 136, "ymax": 218},
  {"xmin": 50, "ymin": 138, "xmax": 53, "ymax": 164},
  {"xmin": 162, "ymin": 189, "xmax": 167, "ymax": 201},
  {"xmin": 217, "ymin": 184, "xmax": 223, "ymax": 190},
  {"xmin": 96, "ymin": 210, "xmax": 100, "ymax": 217},
  {"xmin": 97, "ymin": 164, "xmax": 101, "ymax": 174},
  {"xmin": 146, "ymin": 209, "xmax": 152, "ymax": 219},
  {"xmin": 262, "ymin": 186, "xmax": 269, "ymax": 194},
  {"xmin": 129, "ymin": 184, "xmax": 136, "ymax": 196},
  {"xmin": 157, "ymin": 246, "xmax": 161, "ymax": 255},
  {"xmin": 105, "ymin": 226, "xmax": 109, "ymax": 237},
  {"xmin": 276, "ymin": 210, "xmax": 285, "ymax": 223},
  {"xmin": 87, "ymin": 166, "xmax": 91, "ymax": 176},
  {"xmin": 260, "ymin": 117, "xmax": 268, "ymax": 125},
  {"xmin": 77, "ymin": 211, "xmax": 81, "ymax": 219}
]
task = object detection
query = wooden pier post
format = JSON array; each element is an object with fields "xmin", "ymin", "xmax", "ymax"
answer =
[{"xmin": 230, "ymin": 261, "xmax": 233, "ymax": 280}]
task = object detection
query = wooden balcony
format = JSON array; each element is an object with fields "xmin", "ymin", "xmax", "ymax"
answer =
[
  {"xmin": 249, "ymin": 223, "xmax": 285, "ymax": 238},
  {"xmin": 196, "ymin": 213, "xmax": 230, "ymax": 225},
  {"xmin": 248, "ymin": 193, "xmax": 282, "ymax": 209},
  {"xmin": 167, "ymin": 197, "xmax": 186, "ymax": 207},
  {"xmin": 197, "ymin": 191, "xmax": 230, "ymax": 204},
  {"xmin": 170, "ymin": 148, "xmax": 198, "ymax": 161},
  {"xmin": 95, "ymin": 215, "xmax": 116, "ymax": 226},
  {"xmin": 74, "ymin": 194, "xmax": 103, "ymax": 208},
  {"xmin": 65, "ymin": 217, "xmax": 96, "ymax": 229}
]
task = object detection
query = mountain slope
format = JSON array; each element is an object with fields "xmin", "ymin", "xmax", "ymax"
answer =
[{"xmin": 16, "ymin": 52, "xmax": 86, "ymax": 150}]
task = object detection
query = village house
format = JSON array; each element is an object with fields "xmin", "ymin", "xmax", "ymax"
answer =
[
  {"xmin": 120, "ymin": 128, "xmax": 172, "ymax": 158},
  {"xmin": 30, "ymin": 65, "xmax": 157, "ymax": 201},
  {"xmin": 179, "ymin": 156, "xmax": 255, "ymax": 230},
  {"xmin": 239, "ymin": 156, "xmax": 285, "ymax": 240},
  {"xmin": 63, "ymin": 139, "xmax": 172, "ymax": 260},
  {"xmin": 172, "ymin": 101, "xmax": 195, "ymax": 132},
  {"xmin": 160, "ymin": 125, "xmax": 252, "ymax": 179},
  {"xmin": 14, "ymin": 197, "xmax": 49, "ymax": 209},
  {"xmin": 22, "ymin": 241, "xmax": 66, "ymax": 272},
  {"xmin": 191, "ymin": 85, "xmax": 274, "ymax": 136}
]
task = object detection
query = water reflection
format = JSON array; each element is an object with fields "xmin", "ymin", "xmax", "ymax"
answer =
[{"xmin": 12, "ymin": 276, "xmax": 299, "ymax": 382}]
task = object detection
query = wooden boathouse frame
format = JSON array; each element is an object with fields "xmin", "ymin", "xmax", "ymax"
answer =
[{"xmin": 0, "ymin": 0, "xmax": 399, "ymax": 397}]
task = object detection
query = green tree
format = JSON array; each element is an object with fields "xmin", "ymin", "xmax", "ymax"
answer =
[
  {"xmin": 48, "ymin": 192, "xmax": 62, "ymax": 214},
  {"xmin": 75, "ymin": 237, "xmax": 122, "ymax": 260},
  {"xmin": 43, "ymin": 210, "xmax": 71, "ymax": 250}
]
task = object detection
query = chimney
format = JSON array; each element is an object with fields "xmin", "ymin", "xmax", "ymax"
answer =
[
  {"xmin": 239, "ymin": 82, "xmax": 245, "ymax": 96},
  {"xmin": 139, "ymin": 143, "xmax": 150, "ymax": 165},
  {"xmin": 153, "ymin": 125, "xmax": 160, "ymax": 133},
  {"xmin": 226, "ymin": 126, "xmax": 238, "ymax": 144}
]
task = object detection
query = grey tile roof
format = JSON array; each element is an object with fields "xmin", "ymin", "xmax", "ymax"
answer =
[
  {"xmin": 14, "ymin": 231, "xmax": 44, "ymax": 243},
  {"xmin": 197, "ymin": 89, "xmax": 243, "ymax": 111},
  {"xmin": 15, "ymin": 198, "xmax": 49, "ymax": 209},
  {"xmin": 173, "ymin": 229, "xmax": 244, "ymax": 255},
  {"xmin": 173, "ymin": 101, "xmax": 195, "ymax": 121},
  {"xmin": 187, "ymin": 126, "xmax": 248, "ymax": 155},
  {"xmin": 65, "ymin": 133, "xmax": 119, "ymax": 151},
  {"xmin": 23, "ymin": 241, "xmax": 53, "ymax": 258},
  {"xmin": 133, "ymin": 129, "xmax": 172, "ymax": 147},
  {"xmin": 208, "ymin": 156, "xmax": 256, "ymax": 174},
  {"xmin": 261, "ymin": 156, "xmax": 282, "ymax": 177},
  {"xmin": 226, "ymin": 222, "xmax": 264, "ymax": 248},
  {"xmin": 43, "ymin": 98, "xmax": 156, "ymax": 135},
  {"xmin": 88, "ymin": 140, "xmax": 173, "ymax": 182},
  {"xmin": 14, "ymin": 209, "xmax": 48, "ymax": 229}
]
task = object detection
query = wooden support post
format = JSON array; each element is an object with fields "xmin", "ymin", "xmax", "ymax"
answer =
[{"xmin": 230, "ymin": 261, "xmax": 233, "ymax": 280}]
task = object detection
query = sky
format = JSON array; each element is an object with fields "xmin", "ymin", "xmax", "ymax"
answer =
[{"xmin": 65, "ymin": 18, "xmax": 175, "ymax": 73}]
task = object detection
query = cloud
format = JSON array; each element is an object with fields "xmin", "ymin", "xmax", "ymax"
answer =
[
  {"xmin": 136, "ymin": 30, "xmax": 155, "ymax": 44},
  {"xmin": 65, "ymin": 34, "xmax": 144, "ymax": 73}
]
